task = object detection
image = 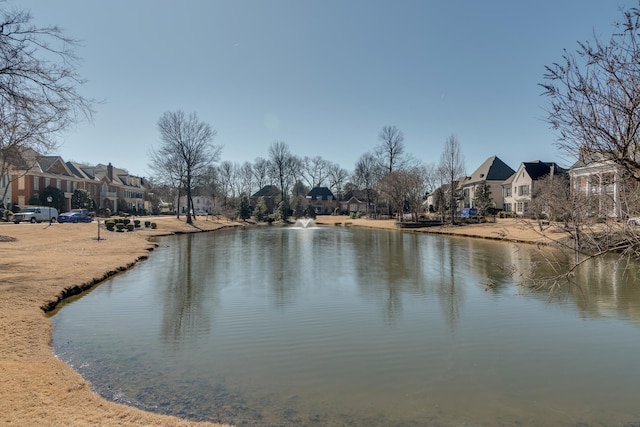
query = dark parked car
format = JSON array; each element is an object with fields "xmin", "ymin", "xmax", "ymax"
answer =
[
  {"xmin": 58, "ymin": 211, "xmax": 93, "ymax": 223},
  {"xmin": 71, "ymin": 208, "xmax": 96, "ymax": 218}
]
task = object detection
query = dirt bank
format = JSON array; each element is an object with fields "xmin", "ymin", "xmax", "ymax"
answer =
[
  {"xmin": 314, "ymin": 215, "xmax": 571, "ymax": 245},
  {"xmin": 0, "ymin": 216, "xmax": 237, "ymax": 427},
  {"xmin": 0, "ymin": 215, "xmax": 566, "ymax": 426}
]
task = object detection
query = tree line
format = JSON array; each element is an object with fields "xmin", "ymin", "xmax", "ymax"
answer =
[{"xmin": 148, "ymin": 116, "xmax": 469, "ymax": 225}]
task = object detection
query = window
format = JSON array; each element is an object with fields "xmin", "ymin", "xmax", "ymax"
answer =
[
  {"xmin": 34, "ymin": 178, "xmax": 39, "ymax": 191},
  {"xmin": 516, "ymin": 202, "xmax": 523, "ymax": 213},
  {"xmin": 45, "ymin": 177, "xmax": 50, "ymax": 187},
  {"xmin": 518, "ymin": 185, "xmax": 530, "ymax": 196},
  {"xmin": 504, "ymin": 187, "xmax": 512, "ymax": 197}
]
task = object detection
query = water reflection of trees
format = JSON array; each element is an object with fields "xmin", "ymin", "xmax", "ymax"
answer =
[
  {"xmin": 351, "ymin": 230, "xmax": 431, "ymax": 324},
  {"xmin": 158, "ymin": 234, "xmax": 216, "ymax": 345},
  {"xmin": 156, "ymin": 229, "xmax": 640, "ymax": 347},
  {"xmin": 531, "ymin": 253, "xmax": 640, "ymax": 324}
]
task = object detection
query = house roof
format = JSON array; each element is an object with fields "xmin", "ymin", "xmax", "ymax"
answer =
[
  {"xmin": 307, "ymin": 187, "xmax": 334, "ymax": 199},
  {"xmin": 66, "ymin": 162, "xmax": 98, "ymax": 180},
  {"xmin": 502, "ymin": 172, "xmax": 516, "ymax": 186},
  {"xmin": 521, "ymin": 161, "xmax": 566, "ymax": 180},
  {"xmin": 465, "ymin": 156, "xmax": 515, "ymax": 185},
  {"xmin": 341, "ymin": 189, "xmax": 376, "ymax": 202},
  {"xmin": 251, "ymin": 185, "xmax": 280, "ymax": 198}
]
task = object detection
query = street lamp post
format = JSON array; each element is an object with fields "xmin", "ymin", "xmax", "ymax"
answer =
[{"xmin": 46, "ymin": 196, "xmax": 53, "ymax": 223}]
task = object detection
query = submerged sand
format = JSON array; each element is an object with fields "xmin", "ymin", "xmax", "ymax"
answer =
[{"xmin": 0, "ymin": 215, "xmax": 566, "ymax": 426}]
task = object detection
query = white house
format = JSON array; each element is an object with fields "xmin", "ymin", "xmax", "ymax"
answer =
[
  {"xmin": 568, "ymin": 156, "xmax": 624, "ymax": 219},
  {"xmin": 503, "ymin": 161, "xmax": 566, "ymax": 215}
]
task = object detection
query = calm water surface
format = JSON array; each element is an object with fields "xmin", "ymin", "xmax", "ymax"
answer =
[{"xmin": 51, "ymin": 226, "xmax": 640, "ymax": 426}]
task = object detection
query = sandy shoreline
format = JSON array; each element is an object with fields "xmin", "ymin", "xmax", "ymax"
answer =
[{"xmin": 0, "ymin": 215, "xmax": 566, "ymax": 426}]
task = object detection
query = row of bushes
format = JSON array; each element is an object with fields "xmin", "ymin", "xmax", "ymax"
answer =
[{"xmin": 104, "ymin": 218, "xmax": 157, "ymax": 232}]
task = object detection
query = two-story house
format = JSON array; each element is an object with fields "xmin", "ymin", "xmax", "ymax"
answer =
[
  {"xmin": 66, "ymin": 162, "xmax": 147, "ymax": 213},
  {"xmin": 10, "ymin": 148, "xmax": 81, "ymax": 211},
  {"xmin": 459, "ymin": 156, "xmax": 515, "ymax": 212},
  {"xmin": 306, "ymin": 187, "xmax": 336, "ymax": 215},
  {"xmin": 568, "ymin": 154, "xmax": 625, "ymax": 219},
  {"xmin": 503, "ymin": 161, "xmax": 566, "ymax": 215}
]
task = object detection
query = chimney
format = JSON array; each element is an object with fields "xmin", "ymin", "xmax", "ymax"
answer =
[{"xmin": 107, "ymin": 162, "xmax": 113, "ymax": 181}]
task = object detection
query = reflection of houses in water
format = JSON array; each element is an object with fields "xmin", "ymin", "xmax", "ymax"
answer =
[
  {"xmin": 570, "ymin": 257, "xmax": 640, "ymax": 325},
  {"xmin": 497, "ymin": 243, "xmax": 640, "ymax": 326}
]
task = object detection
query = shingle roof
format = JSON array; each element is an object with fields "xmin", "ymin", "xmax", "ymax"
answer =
[
  {"xmin": 251, "ymin": 185, "xmax": 280, "ymax": 198},
  {"xmin": 465, "ymin": 156, "xmax": 515, "ymax": 184},
  {"xmin": 522, "ymin": 161, "xmax": 566, "ymax": 180},
  {"xmin": 307, "ymin": 187, "xmax": 334, "ymax": 199}
]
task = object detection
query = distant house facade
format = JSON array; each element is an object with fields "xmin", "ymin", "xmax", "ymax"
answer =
[
  {"xmin": 459, "ymin": 156, "xmax": 515, "ymax": 213},
  {"xmin": 340, "ymin": 189, "xmax": 376, "ymax": 215},
  {"xmin": 569, "ymin": 156, "xmax": 625, "ymax": 219},
  {"xmin": 250, "ymin": 185, "xmax": 280, "ymax": 213},
  {"xmin": 66, "ymin": 162, "xmax": 147, "ymax": 213},
  {"xmin": 9, "ymin": 149, "xmax": 147, "ymax": 214},
  {"xmin": 503, "ymin": 161, "xmax": 566, "ymax": 215},
  {"xmin": 176, "ymin": 195, "xmax": 215, "ymax": 214},
  {"xmin": 10, "ymin": 149, "xmax": 82, "ymax": 212},
  {"xmin": 306, "ymin": 187, "xmax": 336, "ymax": 215}
]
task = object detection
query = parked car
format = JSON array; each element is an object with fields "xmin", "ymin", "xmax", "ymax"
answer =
[
  {"xmin": 627, "ymin": 217, "xmax": 640, "ymax": 226},
  {"xmin": 13, "ymin": 206, "xmax": 59, "ymax": 224},
  {"xmin": 58, "ymin": 211, "xmax": 93, "ymax": 223},
  {"xmin": 71, "ymin": 208, "xmax": 96, "ymax": 218}
]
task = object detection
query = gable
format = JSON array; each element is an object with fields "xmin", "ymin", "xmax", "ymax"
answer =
[
  {"xmin": 307, "ymin": 187, "xmax": 334, "ymax": 199},
  {"xmin": 252, "ymin": 185, "xmax": 280, "ymax": 198},
  {"xmin": 42, "ymin": 157, "xmax": 73, "ymax": 176},
  {"xmin": 465, "ymin": 156, "xmax": 515, "ymax": 185}
]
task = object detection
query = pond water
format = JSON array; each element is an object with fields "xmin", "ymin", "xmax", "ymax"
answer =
[{"xmin": 50, "ymin": 226, "xmax": 640, "ymax": 426}]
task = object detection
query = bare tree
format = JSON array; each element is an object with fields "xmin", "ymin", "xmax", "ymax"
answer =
[
  {"xmin": 376, "ymin": 125, "xmax": 406, "ymax": 174},
  {"xmin": 252, "ymin": 157, "xmax": 271, "ymax": 190},
  {"xmin": 148, "ymin": 143, "xmax": 186, "ymax": 216},
  {"xmin": 353, "ymin": 152, "xmax": 382, "ymax": 215},
  {"xmin": 239, "ymin": 161, "xmax": 255, "ymax": 196},
  {"xmin": 378, "ymin": 166, "xmax": 428, "ymax": 222},
  {"xmin": 438, "ymin": 134, "xmax": 466, "ymax": 224},
  {"xmin": 327, "ymin": 162, "xmax": 349, "ymax": 202},
  {"xmin": 0, "ymin": 6, "xmax": 94, "ymax": 206},
  {"xmin": 301, "ymin": 155, "xmax": 330, "ymax": 189},
  {"xmin": 217, "ymin": 161, "xmax": 236, "ymax": 207},
  {"xmin": 423, "ymin": 162, "xmax": 440, "ymax": 195},
  {"xmin": 151, "ymin": 110, "xmax": 221, "ymax": 225},
  {"xmin": 268, "ymin": 141, "xmax": 300, "ymax": 212},
  {"xmin": 541, "ymin": 4, "xmax": 640, "ymax": 181}
]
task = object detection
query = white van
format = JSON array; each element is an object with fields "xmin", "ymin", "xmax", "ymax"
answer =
[{"xmin": 13, "ymin": 206, "xmax": 59, "ymax": 224}]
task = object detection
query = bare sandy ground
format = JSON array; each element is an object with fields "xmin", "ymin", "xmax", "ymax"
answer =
[
  {"xmin": 0, "ymin": 216, "xmax": 236, "ymax": 427},
  {"xmin": 315, "ymin": 215, "xmax": 571, "ymax": 245},
  {"xmin": 0, "ymin": 215, "xmax": 566, "ymax": 426}
]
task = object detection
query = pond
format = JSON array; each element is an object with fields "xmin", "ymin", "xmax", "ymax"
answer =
[{"xmin": 50, "ymin": 226, "xmax": 640, "ymax": 426}]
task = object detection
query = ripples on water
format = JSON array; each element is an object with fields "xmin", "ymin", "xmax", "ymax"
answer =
[{"xmin": 51, "ymin": 226, "xmax": 640, "ymax": 426}]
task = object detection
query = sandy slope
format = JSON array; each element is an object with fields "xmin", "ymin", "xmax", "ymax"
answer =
[{"xmin": 0, "ymin": 215, "xmax": 565, "ymax": 426}]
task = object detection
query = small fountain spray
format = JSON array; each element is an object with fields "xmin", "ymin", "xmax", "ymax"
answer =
[{"xmin": 294, "ymin": 218, "xmax": 316, "ymax": 228}]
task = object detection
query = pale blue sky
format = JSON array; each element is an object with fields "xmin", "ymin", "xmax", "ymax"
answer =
[{"xmin": 18, "ymin": 0, "xmax": 628, "ymax": 177}]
